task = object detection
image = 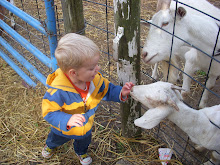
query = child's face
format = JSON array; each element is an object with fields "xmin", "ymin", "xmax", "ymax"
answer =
[{"xmin": 75, "ymin": 55, "xmax": 100, "ymax": 82}]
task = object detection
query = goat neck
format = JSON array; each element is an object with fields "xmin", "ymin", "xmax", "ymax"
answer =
[{"xmin": 168, "ymin": 101, "xmax": 209, "ymax": 138}]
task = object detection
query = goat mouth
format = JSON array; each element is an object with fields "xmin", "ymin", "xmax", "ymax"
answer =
[{"xmin": 144, "ymin": 54, "xmax": 157, "ymax": 63}]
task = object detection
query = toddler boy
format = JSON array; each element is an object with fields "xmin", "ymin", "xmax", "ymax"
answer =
[{"xmin": 42, "ymin": 33, "xmax": 134, "ymax": 165}]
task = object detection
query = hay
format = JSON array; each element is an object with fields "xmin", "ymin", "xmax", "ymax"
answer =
[
  {"xmin": 0, "ymin": 59, "xmax": 182, "ymax": 164},
  {"xmin": 0, "ymin": 60, "xmax": 181, "ymax": 164}
]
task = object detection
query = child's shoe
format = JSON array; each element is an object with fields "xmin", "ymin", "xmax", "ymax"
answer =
[
  {"xmin": 42, "ymin": 145, "xmax": 55, "ymax": 159},
  {"xmin": 76, "ymin": 153, "xmax": 92, "ymax": 165}
]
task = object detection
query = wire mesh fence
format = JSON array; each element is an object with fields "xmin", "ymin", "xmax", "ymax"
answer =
[
  {"xmin": 0, "ymin": 0, "xmax": 219, "ymax": 164},
  {"xmin": 0, "ymin": 0, "xmax": 50, "ymax": 79}
]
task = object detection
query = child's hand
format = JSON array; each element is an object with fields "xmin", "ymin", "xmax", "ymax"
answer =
[
  {"xmin": 121, "ymin": 82, "xmax": 134, "ymax": 97},
  {"xmin": 67, "ymin": 114, "xmax": 86, "ymax": 127}
]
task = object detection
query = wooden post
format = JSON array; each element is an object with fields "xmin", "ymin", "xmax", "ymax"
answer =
[
  {"xmin": 113, "ymin": 0, "xmax": 141, "ymax": 137},
  {"xmin": 61, "ymin": 0, "xmax": 85, "ymax": 34}
]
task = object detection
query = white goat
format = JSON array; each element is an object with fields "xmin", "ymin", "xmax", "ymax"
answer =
[
  {"xmin": 142, "ymin": 0, "xmax": 220, "ymax": 108},
  {"xmin": 130, "ymin": 81, "xmax": 220, "ymax": 165}
]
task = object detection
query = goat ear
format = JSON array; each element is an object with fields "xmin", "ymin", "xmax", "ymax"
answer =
[
  {"xmin": 156, "ymin": 0, "xmax": 171, "ymax": 12},
  {"xmin": 177, "ymin": 7, "xmax": 186, "ymax": 18},
  {"xmin": 134, "ymin": 107, "xmax": 170, "ymax": 129}
]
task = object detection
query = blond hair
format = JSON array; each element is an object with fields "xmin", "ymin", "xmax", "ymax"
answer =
[{"xmin": 55, "ymin": 33, "xmax": 100, "ymax": 73}]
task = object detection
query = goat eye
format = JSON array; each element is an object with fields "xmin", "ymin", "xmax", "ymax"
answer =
[{"xmin": 162, "ymin": 22, "xmax": 169, "ymax": 27}]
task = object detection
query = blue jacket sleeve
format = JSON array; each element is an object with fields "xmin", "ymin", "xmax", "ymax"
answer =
[
  {"xmin": 44, "ymin": 111, "xmax": 72, "ymax": 131},
  {"xmin": 42, "ymin": 89, "xmax": 72, "ymax": 131},
  {"xmin": 102, "ymin": 82, "xmax": 122, "ymax": 102}
]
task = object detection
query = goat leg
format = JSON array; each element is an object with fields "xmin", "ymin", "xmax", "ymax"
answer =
[{"xmin": 199, "ymin": 76, "xmax": 217, "ymax": 109}]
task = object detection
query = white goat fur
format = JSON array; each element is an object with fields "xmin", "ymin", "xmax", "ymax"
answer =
[
  {"xmin": 130, "ymin": 81, "xmax": 220, "ymax": 165},
  {"xmin": 142, "ymin": 0, "xmax": 220, "ymax": 108}
]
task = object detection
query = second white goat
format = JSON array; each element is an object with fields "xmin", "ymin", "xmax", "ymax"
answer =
[
  {"xmin": 130, "ymin": 81, "xmax": 220, "ymax": 165},
  {"xmin": 142, "ymin": 0, "xmax": 220, "ymax": 108}
]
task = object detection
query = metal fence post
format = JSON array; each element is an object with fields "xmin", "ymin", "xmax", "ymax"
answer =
[{"xmin": 44, "ymin": 0, "xmax": 58, "ymax": 71}]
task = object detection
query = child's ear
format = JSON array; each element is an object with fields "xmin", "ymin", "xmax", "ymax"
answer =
[{"xmin": 68, "ymin": 69, "xmax": 76, "ymax": 76}]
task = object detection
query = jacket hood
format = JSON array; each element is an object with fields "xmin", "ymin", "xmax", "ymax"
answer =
[
  {"xmin": 46, "ymin": 68, "xmax": 103, "ymax": 92},
  {"xmin": 46, "ymin": 68, "xmax": 76, "ymax": 92}
]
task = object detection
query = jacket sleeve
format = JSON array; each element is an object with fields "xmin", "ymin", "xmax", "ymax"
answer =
[
  {"xmin": 42, "ymin": 89, "xmax": 72, "ymax": 131},
  {"xmin": 102, "ymin": 82, "xmax": 122, "ymax": 102}
]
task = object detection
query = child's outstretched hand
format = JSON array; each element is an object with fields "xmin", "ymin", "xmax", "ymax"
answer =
[
  {"xmin": 67, "ymin": 114, "xmax": 86, "ymax": 128},
  {"xmin": 121, "ymin": 82, "xmax": 134, "ymax": 97}
]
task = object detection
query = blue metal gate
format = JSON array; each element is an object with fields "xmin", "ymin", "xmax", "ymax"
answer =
[{"xmin": 0, "ymin": 0, "xmax": 57, "ymax": 87}]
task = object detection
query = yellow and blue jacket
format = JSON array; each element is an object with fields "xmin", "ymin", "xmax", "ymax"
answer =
[{"xmin": 42, "ymin": 68, "xmax": 123, "ymax": 139}]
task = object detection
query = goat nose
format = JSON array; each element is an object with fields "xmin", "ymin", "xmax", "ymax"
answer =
[{"xmin": 142, "ymin": 52, "xmax": 148, "ymax": 58}]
